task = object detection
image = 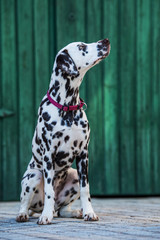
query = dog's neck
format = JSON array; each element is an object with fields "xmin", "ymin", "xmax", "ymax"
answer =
[{"xmin": 48, "ymin": 70, "xmax": 83, "ymax": 107}]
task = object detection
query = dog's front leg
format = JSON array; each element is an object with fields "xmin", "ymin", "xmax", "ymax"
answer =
[
  {"xmin": 37, "ymin": 158, "xmax": 55, "ymax": 225},
  {"xmin": 76, "ymin": 152, "xmax": 99, "ymax": 221}
]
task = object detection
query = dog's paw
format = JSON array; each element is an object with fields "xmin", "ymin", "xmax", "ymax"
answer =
[
  {"xmin": 16, "ymin": 213, "xmax": 29, "ymax": 222},
  {"xmin": 84, "ymin": 212, "xmax": 99, "ymax": 221},
  {"xmin": 37, "ymin": 215, "xmax": 53, "ymax": 225}
]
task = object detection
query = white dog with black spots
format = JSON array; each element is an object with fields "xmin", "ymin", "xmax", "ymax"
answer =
[{"xmin": 16, "ymin": 38, "xmax": 110, "ymax": 225}]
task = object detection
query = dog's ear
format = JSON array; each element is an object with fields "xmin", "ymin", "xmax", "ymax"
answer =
[{"xmin": 56, "ymin": 49, "xmax": 79, "ymax": 78}]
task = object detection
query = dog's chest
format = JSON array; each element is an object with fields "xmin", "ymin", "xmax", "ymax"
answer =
[
  {"xmin": 54, "ymin": 125, "xmax": 88, "ymax": 151},
  {"xmin": 37, "ymin": 105, "xmax": 90, "ymax": 171},
  {"xmin": 44, "ymin": 126, "xmax": 88, "ymax": 173}
]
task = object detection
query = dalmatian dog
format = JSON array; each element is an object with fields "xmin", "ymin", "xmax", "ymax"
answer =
[{"xmin": 16, "ymin": 38, "xmax": 110, "ymax": 225}]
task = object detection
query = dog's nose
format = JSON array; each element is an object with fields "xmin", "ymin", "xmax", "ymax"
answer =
[{"xmin": 100, "ymin": 38, "xmax": 110, "ymax": 46}]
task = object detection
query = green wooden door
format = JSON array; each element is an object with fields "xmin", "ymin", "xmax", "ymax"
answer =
[{"xmin": 0, "ymin": 0, "xmax": 160, "ymax": 200}]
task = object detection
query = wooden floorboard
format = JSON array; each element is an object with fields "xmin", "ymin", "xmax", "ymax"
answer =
[{"xmin": 0, "ymin": 198, "xmax": 160, "ymax": 239}]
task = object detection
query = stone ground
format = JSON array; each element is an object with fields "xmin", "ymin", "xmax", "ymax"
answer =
[{"xmin": 0, "ymin": 198, "xmax": 160, "ymax": 240}]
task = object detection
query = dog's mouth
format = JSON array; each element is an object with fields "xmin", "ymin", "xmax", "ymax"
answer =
[
  {"xmin": 93, "ymin": 39, "xmax": 110, "ymax": 66},
  {"xmin": 97, "ymin": 38, "xmax": 110, "ymax": 56}
]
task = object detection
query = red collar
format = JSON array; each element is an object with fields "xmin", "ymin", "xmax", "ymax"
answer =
[{"xmin": 47, "ymin": 91, "xmax": 86, "ymax": 111}]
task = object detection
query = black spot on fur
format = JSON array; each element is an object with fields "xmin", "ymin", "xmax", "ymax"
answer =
[
  {"xmin": 73, "ymin": 140, "xmax": 78, "ymax": 147},
  {"xmin": 73, "ymin": 150, "xmax": 78, "ymax": 156},
  {"xmin": 68, "ymin": 156, "xmax": 74, "ymax": 163},
  {"xmin": 98, "ymin": 51, "xmax": 103, "ymax": 57},
  {"xmin": 66, "ymin": 87, "xmax": 74, "ymax": 98},
  {"xmin": 52, "ymin": 131, "xmax": 63, "ymax": 139},
  {"xmin": 72, "ymin": 179, "xmax": 79, "ymax": 184},
  {"xmin": 71, "ymin": 187, "xmax": 77, "ymax": 195},
  {"xmin": 39, "ymin": 201, "xmax": 43, "ymax": 207},
  {"xmin": 56, "ymin": 151, "xmax": 69, "ymax": 160},
  {"xmin": 55, "ymin": 80, "xmax": 59, "ymax": 86},
  {"xmin": 79, "ymin": 151, "xmax": 87, "ymax": 160},
  {"xmin": 51, "ymin": 121, "xmax": 57, "ymax": 126},
  {"xmin": 32, "ymin": 152, "xmax": 42, "ymax": 166},
  {"xmin": 61, "ymin": 120, "xmax": 65, "ymax": 126},
  {"xmin": 81, "ymin": 160, "xmax": 87, "ymax": 175},
  {"xmin": 44, "ymin": 169, "xmax": 48, "ymax": 178},
  {"xmin": 37, "ymin": 148, "xmax": 42, "ymax": 156},
  {"xmin": 44, "ymin": 122, "xmax": 53, "ymax": 131},
  {"xmin": 80, "ymin": 111, "xmax": 83, "ymax": 118},
  {"xmin": 26, "ymin": 186, "xmax": 30, "ymax": 193},
  {"xmin": 40, "ymin": 97, "xmax": 48, "ymax": 108},
  {"xmin": 39, "ymin": 107, "xmax": 43, "ymax": 116},
  {"xmin": 65, "ymin": 78, "xmax": 70, "ymax": 91},
  {"xmin": 64, "ymin": 135, "xmax": 70, "ymax": 143},
  {"xmin": 97, "ymin": 43, "xmax": 103, "ymax": 51},
  {"xmin": 47, "ymin": 178, "xmax": 51, "ymax": 184},
  {"xmin": 22, "ymin": 173, "xmax": 35, "ymax": 181},
  {"xmin": 46, "ymin": 100, "xmax": 51, "ymax": 106},
  {"xmin": 47, "ymin": 162, "xmax": 52, "ymax": 170},
  {"xmin": 74, "ymin": 121, "xmax": 78, "ymax": 126},
  {"xmin": 32, "ymin": 203, "xmax": 37, "ymax": 208},
  {"xmin": 56, "ymin": 93, "xmax": 61, "ymax": 103},
  {"xmin": 82, "ymin": 176, "xmax": 86, "ymax": 187},
  {"xmin": 51, "ymin": 80, "xmax": 60, "ymax": 97},
  {"xmin": 79, "ymin": 141, "xmax": 83, "ymax": 149},
  {"xmin": 80, "ymin": 121, "xmax": 87, "ymax": 128},
  {"xmin": 30, "ymin": 161, "xmax": 35, "ymax": 169},
  {"xmin": 44, "ymin": 156, "xmax": 49, "ymax": 162},
  {"xmin": 35, "ymin": 131, "xmax": 41, "ymax": 145},
  {"xmin": 65, "ymin": 190, "xmax": 70, "ymax": 196},
  {"xmin": 77, "ymin": 43, "xmax": 87, "ymax": 52},
  {"xmin": 42, "ymin": 127, "xmax": 50, "ymax": 151},
  {"xmin": 54, "ymin": 151, "xmax": 69, "ymax": 167},
  {"xmin": 42, "ymin": 112, "xmax": 51, "ymax": 121}
]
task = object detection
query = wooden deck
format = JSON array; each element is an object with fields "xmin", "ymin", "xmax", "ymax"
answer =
[{"xmin": 0, "ymin": 198, "xmax": 160, "ymax": 239}]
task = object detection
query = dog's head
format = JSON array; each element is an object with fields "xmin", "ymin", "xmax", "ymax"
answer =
[{"xmin": 54, "ymin": 39, "xmax": 110, "ymax": 80}]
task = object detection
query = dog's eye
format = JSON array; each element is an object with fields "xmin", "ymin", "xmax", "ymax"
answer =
[{"xmin": 77, "ymin": 44, "xmax": 87, "ymax": 52}]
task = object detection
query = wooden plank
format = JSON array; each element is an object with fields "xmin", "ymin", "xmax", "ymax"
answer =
[
  {"xmin": 48, "ymin": 0, "xmax": 57, "ymax": 73},
  {"xmin": 56, "ymin": 0, "xmax": 86, "ymax": 100},
  {"xmin": 151, "ymin": 1, "xmax": 160, "ymax": 194},
  {"xmin": 85, "ymin": 0, "xmax": 105, "ymax": 195},
  {"xmin": 136, "ymin": 0, "xmax": 152, "ymax": 194},
  {"xmin": 1, "ymin": 0, "xmax": 18, "ymax": 200},
  {"xmin": 0, "ymin": 0, "xmax": 3, "ymax": 200},
  {"xmin": 34, "ymin": 0, "xmax": 50, "ymax": 112},
  {"xmin": 56, "ymin": 0, "xmax": 86, "ymax": 50},
  {"xmin": 17, "ymin": 0, "xmax": 35, "ymax": 180},
  {"xmin": 103, "ymin": 0, "xmax": 120, "ymax": 195},
  {"xmin": 119, "ymin": 0, "xmax": 136, "ymax": 194}
]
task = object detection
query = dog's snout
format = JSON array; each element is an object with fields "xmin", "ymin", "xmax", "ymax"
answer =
[{"xmin": 99, "ymin": 38, "xmax": 110, "ymax": 46}]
